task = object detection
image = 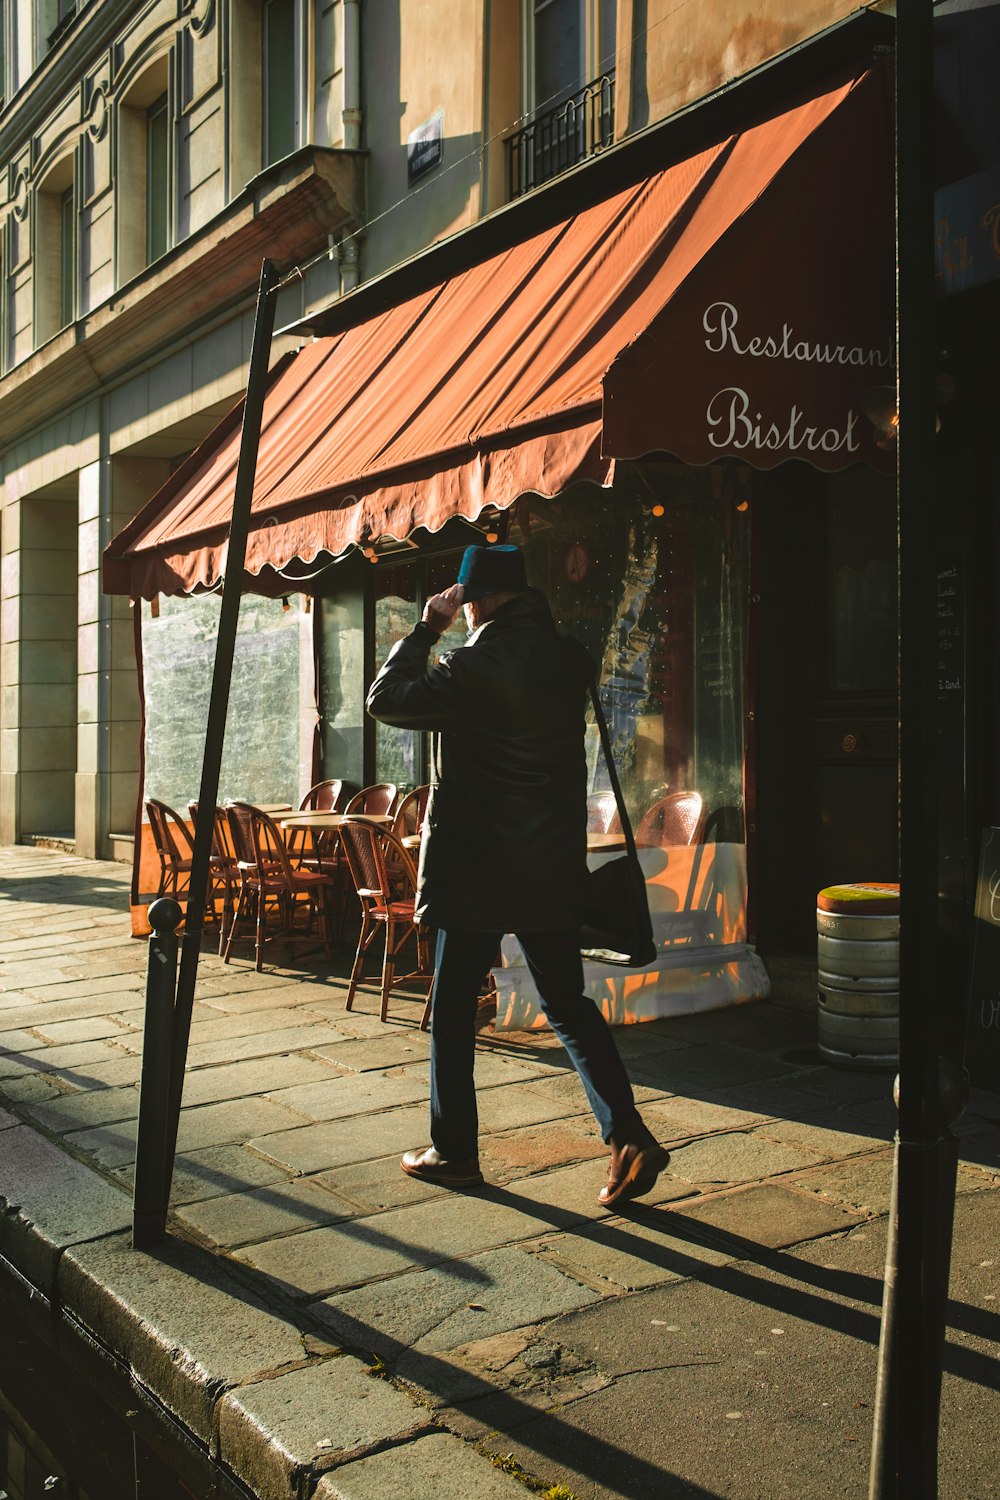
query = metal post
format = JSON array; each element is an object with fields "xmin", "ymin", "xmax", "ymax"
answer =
[
  {"xmin": 133, "ymin": 259, "xmax": 280, "ymax": 1244},
  {"xmin": 133, "ymin": 897, "xmax": 182, "ymax": 1248},
  {"xmin": 868, "ymin": 7, "xmax": 966, "ymax": 1495}
]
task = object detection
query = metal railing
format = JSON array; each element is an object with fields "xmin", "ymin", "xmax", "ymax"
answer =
[{"xmin": 506, "ymin": 71, "xmax": 615, "ymax": 200}]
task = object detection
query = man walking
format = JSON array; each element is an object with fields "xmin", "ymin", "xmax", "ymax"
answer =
[{"xmin": 366, "ymin": 543, "xmax": 668, "ymax": 1206}]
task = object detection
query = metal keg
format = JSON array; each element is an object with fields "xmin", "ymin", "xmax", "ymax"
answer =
[{"xmin": 816, "ymin": 883, "xmax": 900, "ymax": 1070}]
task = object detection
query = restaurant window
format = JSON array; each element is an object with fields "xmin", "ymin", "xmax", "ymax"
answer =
[
  {"xmin": 319, "ymin": 579, "xmax": 367, "ymax": 788},
  {"xmin": 146, "ymin": 93, "xmax": 169, "ymax": 263},
  {"xmin": 503, "ymin": 467, "xmax": 749, "ymax": 834},
  {"xmin": 508, "ymin": 0, "xmax": 616, "ymax": 197},
  {"xmin": 33, "ymin": 156, "xmax": 75, "ymax": 345},
  {"xmin": 354, "ymin": 470, "xmax": 749, "ymax": 839},
  {"xmin": 117, "ymin": 58, "xmax": 171, "ymax": 285},
  {"xmin": 264, "ymin": 0, "xmax": 298, "ymax": 165},
  {"xmin": 141, "ymin": 591, "xmax": 311, "ymax": 812},
  {"xmin": 59, "ymin": 185, "xmax": 74, "ymax": 327}
]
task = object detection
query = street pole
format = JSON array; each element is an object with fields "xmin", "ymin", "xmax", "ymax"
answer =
[
  {"xmin": 130, "ymin": 258, "xmax": 280, "ymax": 1244},
  {"xmin": 868, "ymin": 7, "xmax": 966, "ymax": 1495}
]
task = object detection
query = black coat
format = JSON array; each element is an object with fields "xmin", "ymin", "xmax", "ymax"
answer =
[{"xmin": 366, "ymin": 590, "xmax": 592, "ymax": 932}]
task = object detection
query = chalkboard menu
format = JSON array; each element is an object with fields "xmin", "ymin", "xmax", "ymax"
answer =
[{"xmin": 965, "ymin": 827, "xmax": 1000, "ymax": 1087}]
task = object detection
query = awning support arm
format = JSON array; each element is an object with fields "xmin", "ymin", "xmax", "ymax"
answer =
[{"xmin": 131, "ymin": 258, "xmax": 280, "ymax": 1247}]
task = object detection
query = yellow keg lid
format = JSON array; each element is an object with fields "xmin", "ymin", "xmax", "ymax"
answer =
[{"xmin": 817, "ymin": 882, "xmax": 900, "ymax": 915}]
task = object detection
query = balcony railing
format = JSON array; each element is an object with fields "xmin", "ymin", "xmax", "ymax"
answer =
[{"xmin": 506, "ymin": 71, "xmax": 615, "ymax": 201}]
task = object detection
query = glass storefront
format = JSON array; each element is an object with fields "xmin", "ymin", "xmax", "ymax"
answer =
[
  {"xmin": 141, "ymin": 591, "xmax": 310, "ymax": 812},
  {"xmin": 352, "ymin": 464, "xmax": 750, "ymax": 841}
]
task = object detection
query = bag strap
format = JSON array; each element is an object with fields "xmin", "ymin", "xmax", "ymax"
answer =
[{"xmin": 587, "ymin": 678, "xmax": 643, "ymax": 869}]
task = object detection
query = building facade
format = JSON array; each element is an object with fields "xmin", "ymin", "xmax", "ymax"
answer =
[{"xmin": 13, "ymin": 1, "xmax": 981, "ymax": 1018}]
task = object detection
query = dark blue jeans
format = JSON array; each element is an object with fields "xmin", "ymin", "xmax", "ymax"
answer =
[{"xmin": 428, "ymin": 927, "xmax": 642, "ymax": 1160}]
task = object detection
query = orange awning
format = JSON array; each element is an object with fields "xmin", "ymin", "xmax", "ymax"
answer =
[{"xmin": 104, "ymin": 64, "xmax": 893, "ymax": 599}]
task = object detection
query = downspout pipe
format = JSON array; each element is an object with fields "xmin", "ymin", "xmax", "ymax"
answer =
[
  {"xmin": 343, "ymin": 0, "xmax": 362, "ymax": 150},
  {"xmin": 340, "ymin": 0, "xmax": 362, "ymax": 296}
]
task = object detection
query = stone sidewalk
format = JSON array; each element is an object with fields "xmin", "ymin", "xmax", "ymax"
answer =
[{"xmin": 0, "ymin": 845, "xmax": 997, "ymax": 1499}]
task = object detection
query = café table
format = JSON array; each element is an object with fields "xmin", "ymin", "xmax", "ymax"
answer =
[
  {"xmin": 586, "ymin": 832, "xmax": 629, "ymax": 853},
  {"xmin": 280, "ymin": 812, "xmax": 393, "ymax": 831},
  {"xmin": 398, "ymin": 829, "xmax": 633, "ymax": 854},
  {"xmin": 278, "ymin": 811, "xmax": 394, "ymax": 867}
]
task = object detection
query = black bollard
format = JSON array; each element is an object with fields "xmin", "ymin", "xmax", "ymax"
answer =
[{"xmin": 133, "ymin": 897, "xmax": 182, "ymax": 1248}]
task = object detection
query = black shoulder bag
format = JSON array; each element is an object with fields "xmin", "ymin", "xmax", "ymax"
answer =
[{"xmin": 580, "ymin": 680, "xmax": 657, "ymax": 967}]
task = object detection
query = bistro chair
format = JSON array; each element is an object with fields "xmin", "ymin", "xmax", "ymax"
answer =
[
  {"xmin": 337, "ymin": 816, "xmax": 434, "ymax": 1027},
  {"xmin": 188, "ymin": 801, "xmax": 239, "ymax": 953},
  {"xmin": 586, "ymin": 790, "xmax": 621, "ymax": 835},
  {"xmin": 145, "ymin": 798, "xmax": 196, "ymax": 902},
  {"xmin": 223, "ymin": 801, "xmax": 335, "ymax": 972},
  {"xmin": 391, "ymin": 784, "xmax": 431, "ymax": 842},
  {"xmin": 288, "ymin": 778, "xmax": 353, "ymax": 865},
  {"xmin": 635, "ymin": 789, "xmax": 705, "ymax": 848},
  {"xmin": 298, "ymin": 778, "xmax": 360, "ymax": 813},
  {"xmin": 344, "ymin": 782, "xmax": 398, "ymax": 818}
]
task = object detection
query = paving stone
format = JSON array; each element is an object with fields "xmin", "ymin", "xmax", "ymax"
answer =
[
  {"xmin": 748, "ymin": 1118, "xmax": 886, "ymax": 1158},
  {"xmin": 309, "ymin": 1005, "xmax": 427, "ymax": 1040},
  {"xmin": 113, "ymin": 1143, "xmax": 293, "ymax": 1204},
  {"xmin": 667, "ymin": 1131, "xmax": 826, "ymax": 1187},
  {"xmin": 312, "ymin": 1154, "xmax": 453, "ymax": 1212},
  {"xmin": 68, "ymin": 1096, "xmax": 313, "ymax": 1168},
  {"xmin": 22, "ymin": 1084, "xmax": 139, "ymax": 1131},
  {"xmin": 479, "ymin": 1120, "xmax": 606, "ymax": 1180},
  {"xmin": 0, "ymin": 995, "xmax": 147, "ymax": 1031},
  {"xmin": 180, "ymin": 1054, "xmax": 339, "ymax": 1108},
  {"xmin": 61, "ymin": 1232, "xmax": 312, "ymax": 1447},
  {"xmin": 512, "ymin": 1157, "xmax": 695, "ymax": 1218},
  {"xmin": 668, "ymin": 1182, "xmax": 862, "ymax": 1249},
  {"xmin": 234, "ymin": 1191, "xmax": 559, "ymax": 1297},
  {"xmin": 20, "ymin": 1015, "xmax": 139, "ymax": 1046},
  {"xmin": 0, "ymin": 1027, "xmax": 44, "ymax": 1054},
  {"xmin": 789, "ymin": 1066, "xmax": 894, "ymax": 1106},
  {"xmin": 264, "ymin": 1072, "xmax": 429, "ymax": 1121},
  {"xmin": 627, "ymin": 1094, "xmax": 769, "ymax": 1140},
  {"xmin": 0, "ymin": 1126, "xmax": 131, "ymax": 1293},
  {"xmin": 524, "ymin": 1068, "xmax": 666, "ymax": 1113},
  {"xmin": 789, "ymin": 1151, "xmax": 895, "ymax": 1216},
  {"xmin": 315, "ymin": 1433, "xmax": 530, "ymax": 1500},
  {"xmin": 528, "ymin": 1209, "xmax": 735, "ymax": 1295},
  {"xmin": 0, "ymin": 991, "xmax": 33, "ymax": 1008},
  {"xmin": 217, "ymin": 1358, "xmax": 426, "ymax": 1500},
  {"xmin": 0, "ymin": 1104, "xmax": 18, "ymax": 1128},
  {"xmin": 629, "ymin": 1042, "xmax": 799, "ymax": 1093},
  {"xmin": 0, "ymin": 1074, "xmax": 63, "ymax": 1104},
  {"xmin": 310, "ymin": 1035, "xmax": 432, "ymax": 1072},
  {"xmin": 958, "ymin": 1131, "xmax": 1000, "ymax": 1173},
  {"xmin": 196, "ymin": 974, "xmax": 305, "ymax": 1003},
  {"xmin": 476, "ymin": 1081, "xmax": 589, "ymax": 1133},
  {"xmin": 251, "ymin": 1105, "xmax": 432, "ymax": 1174},
  {"xmin": 16, "ymin": 972, "xmax": 147, "ymax": 1002},
  {"xmin": 180, "ymin": 1024, "xmax": 351, "ymax": 1069},
  {"xmin": 57, "ymin": 1053, "xmax": 143, "ymax": 1089},
  {"xmin": 185, "ymin": 1006, "xmax": 334, "ymax": 1043},
  {"xmin": 313, "ymin": 1244, "xmax": 599, "ymax": 1359},
  {"xmin": 177, "ymin": 1177, "xmax": 357, "ymax": 1248},
  {"xmin": 0, "ymin": 1038, "xmax": 132, "ymax": 1081},
  {"xmin": 393, "ymin": 1050, "xmax": 554, "ymax": 1091}
]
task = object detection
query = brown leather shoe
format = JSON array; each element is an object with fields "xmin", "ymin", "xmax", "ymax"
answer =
[
  {"xmin": 401, "ymin": 1146, "xmax": 484, "ymax": 1188},
  {"xmin": 598, "ymin": 1142, "xmax": 670, "ymax": 1207}
]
